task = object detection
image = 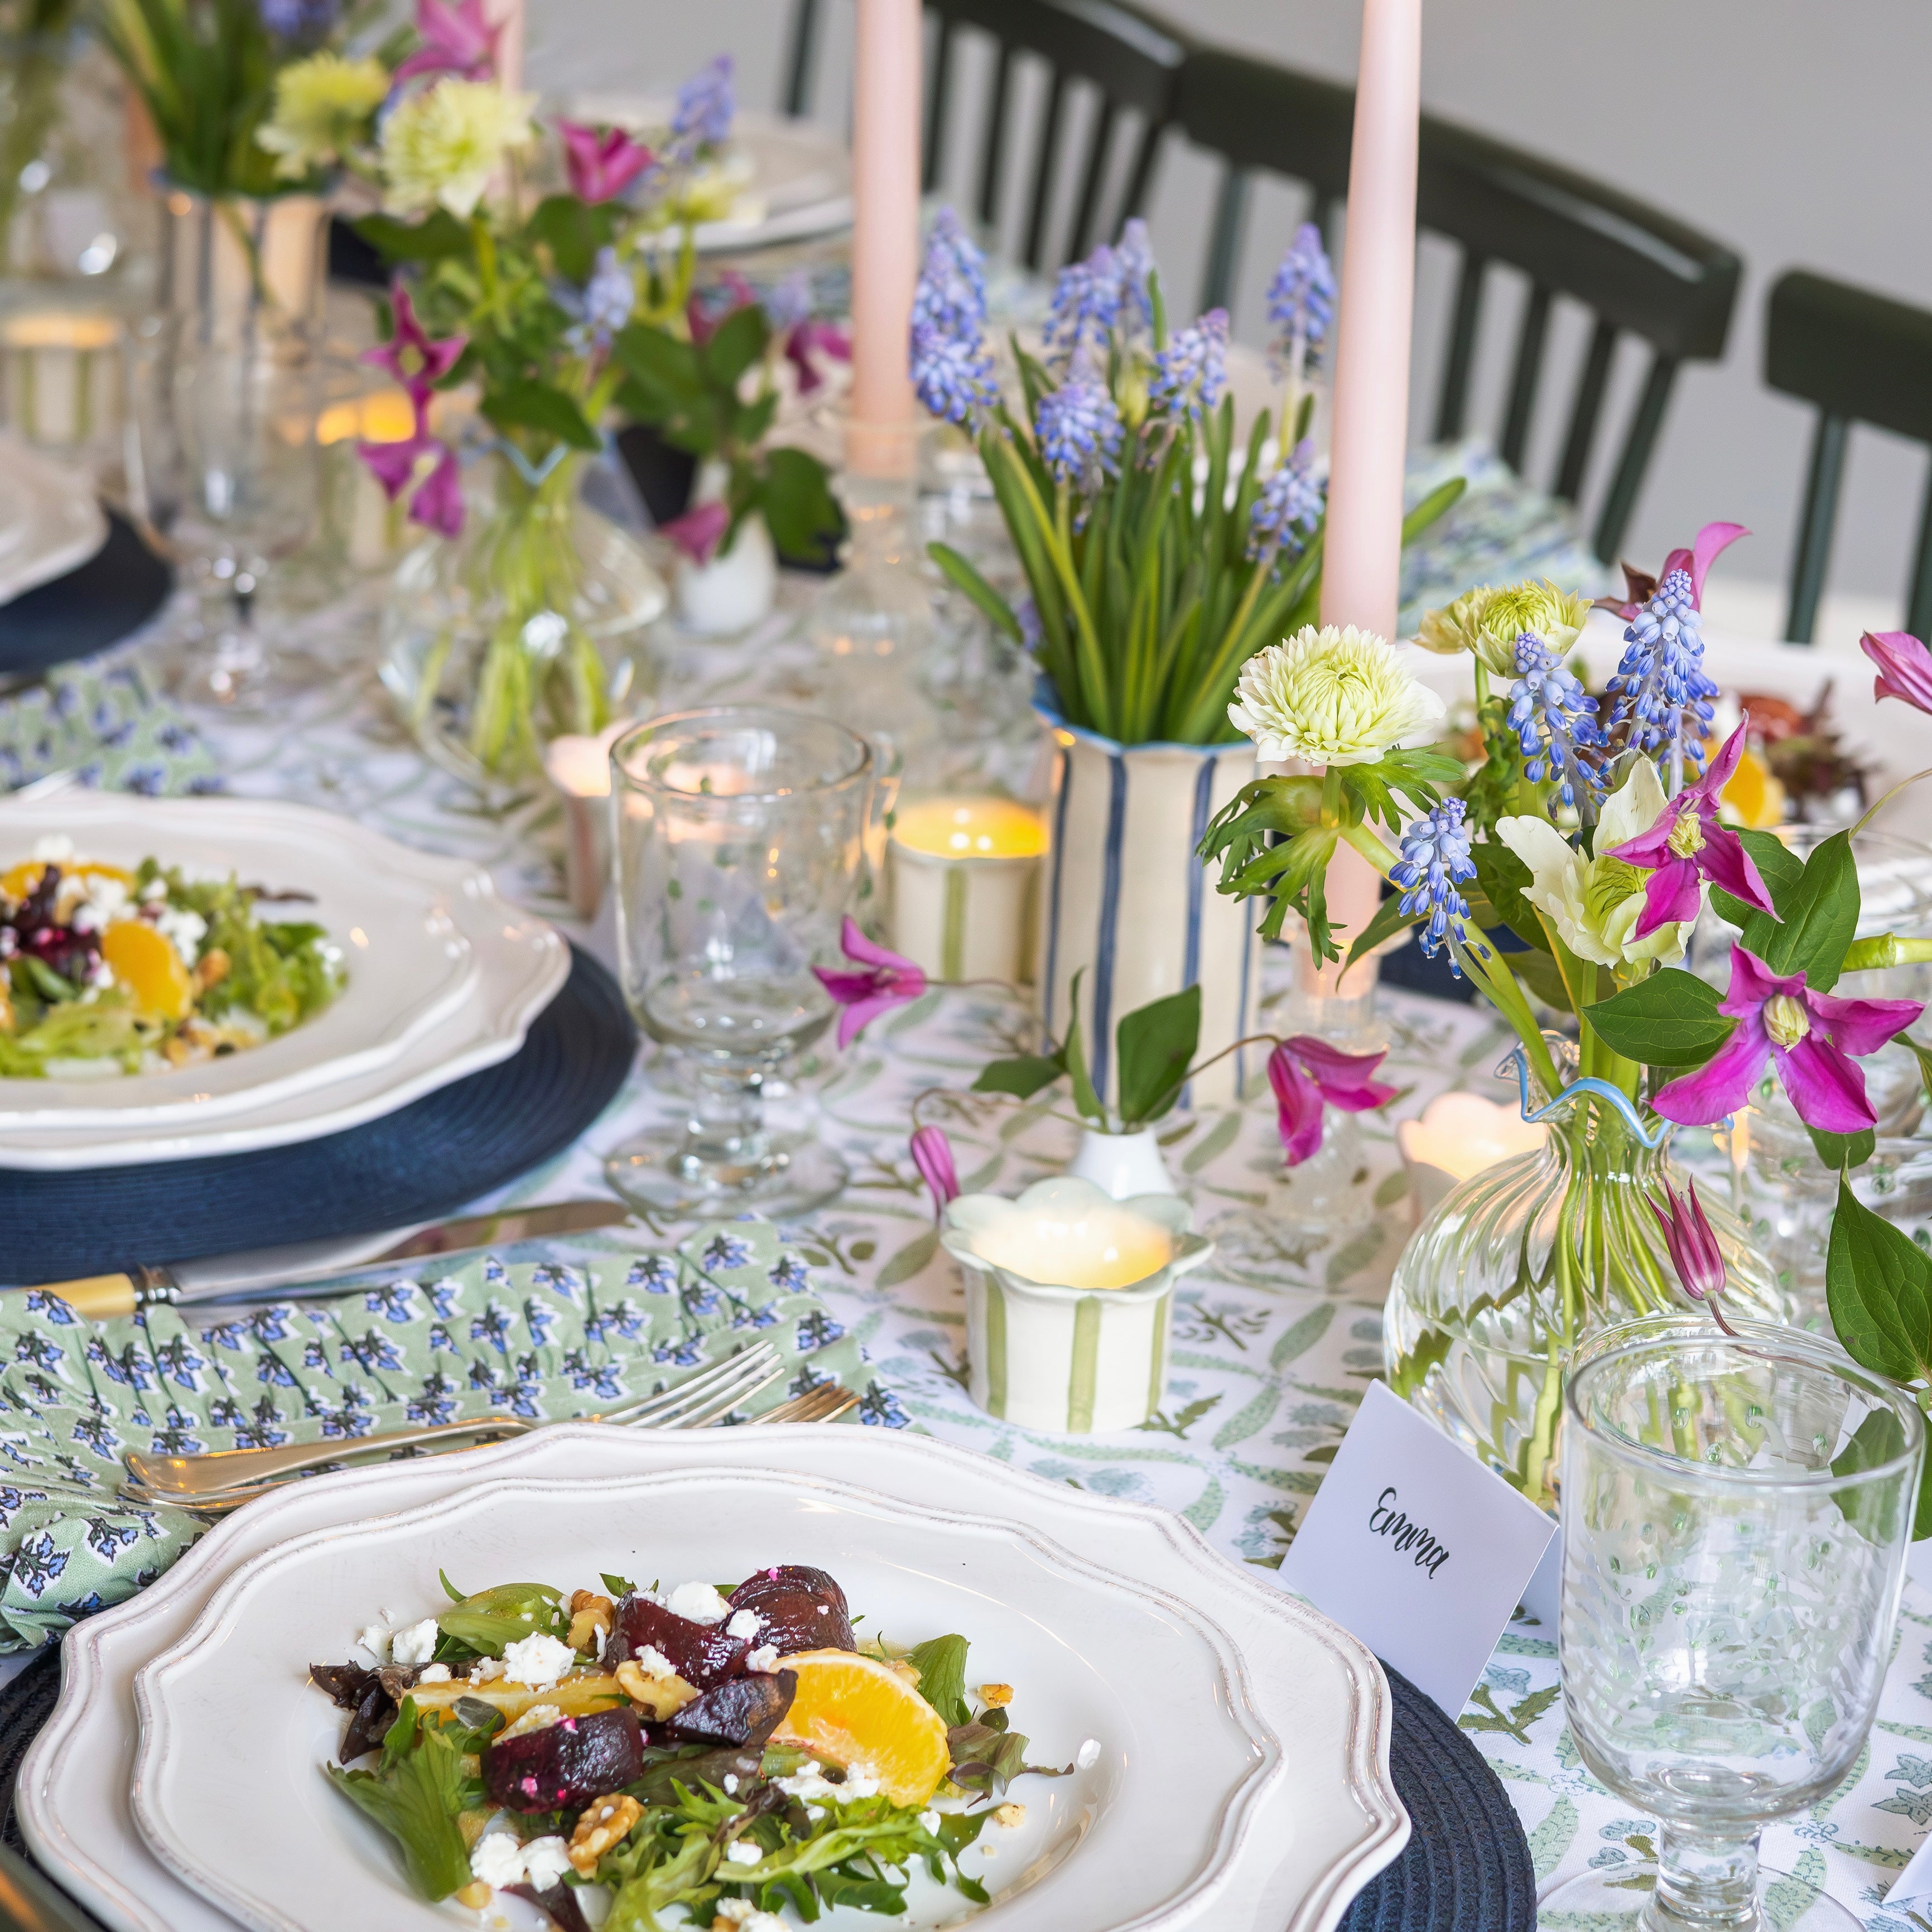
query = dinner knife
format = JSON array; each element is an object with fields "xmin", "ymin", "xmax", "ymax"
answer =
[{"xmin": 13, "ymin": 1199, "xmax": 635, "ymax": 1320}]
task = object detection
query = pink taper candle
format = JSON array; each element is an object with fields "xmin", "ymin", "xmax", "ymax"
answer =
[
  {"xmin": 1317, "ymin": 0, "xmax": 1422, "ymax": 989},
  {"xmin": 846, "ymin": 0, "xmax": 922, "ymax": 479},
  {"xmin": 486, "ymin": 0, "xmax": 523, "ymax": 94}
]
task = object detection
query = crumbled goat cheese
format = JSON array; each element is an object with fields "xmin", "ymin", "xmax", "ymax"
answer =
[
  {"xmin": 1075, "ymin": 1737, "xmax": 1101, "ymax": 1769},
  {"xmin": 355, "ymin": 1625, "xmax": 392, "ymax": 1662},
  {"xmin": 724, "ymin": 1841, "xmax": 763, "ymax": 1867},
  {"xmin": 502, "ymin": 1631, "xmax": 576, "ymax": 1688},
  {"xmin": 628, "ymin": 1644, "xmax": 677, "ymax": 1679},
  {"xmin": 521, "ymin": 1837, "xmax": 573, "ymax": 1890},
  {"xmin": 666, "ymin": 1581, "xmax": 732, "ymax": 1626},
  {"xmin": 470, "ymin": 1832, "xmax": 527, "ymax": 1888},
  {"xmin": 777, "ymin": 1764, "xmax": 880, "ymax": 1803},
  {"xmin": 723, "ymin": 1775, "xmax": 740, "ymax": 1795},
  {"xmin": 152, "ymin": 905, "xmax": 207, "ymax": 959},
  {"xmin": 418, "ymin": 1663, "xmax": 451, "ymax": 1683},
  {"xmin": 714, "ymin": 1904, "xmax": 755, "ymax": 1926},
  {"xmin": 725, "ymin": 1608, "xmax": 764, "ymax": 1641},
  {"xmin": 31, "ymin": 836, "xmax": 73, "ymax": 862},
  {"xmin": 994, "ymin": 1802, "xmax": 1027, "ymax": 1828},
  {"xmin": 469, "ymin": 1655, "xmax": 505, "ymax": 1684},
  {"xmin": 744, "ymin": 1644, "xmax": 781, "ymax": 1674},
  {"xmin": 391, "ymin": 1618, "xmax": 440, "ymax": 1666},
  {"xmin": 141, "ymin": 877, "xmax": 168, "ymax": 903}
]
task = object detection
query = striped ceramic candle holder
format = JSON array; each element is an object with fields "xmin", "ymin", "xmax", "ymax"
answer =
[
  {"xmin": 942, "ymin": 1178, "xmax": 1213, "ymax": 1433},
  {"xmin": 885, "ymin": 795, "xmax": 1045, "ymax": 983}
]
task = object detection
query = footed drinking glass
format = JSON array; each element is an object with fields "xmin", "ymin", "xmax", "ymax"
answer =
[
  {"xmin": 1549, "ymin": 1317, "xmax": 1923, "ymax": 1932},
  {"xmin": 607, "ymin": 707, "xmax": 873, "ymax": 1219}
]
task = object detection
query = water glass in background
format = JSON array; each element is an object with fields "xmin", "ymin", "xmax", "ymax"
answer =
[
  {"xmin": 607, "ymin": 706, "xmax": 872, "ymax": 1218},
  {"xmin": 1549, "ymin": 1317, "xmax": 1923, "ymax": 1932}
]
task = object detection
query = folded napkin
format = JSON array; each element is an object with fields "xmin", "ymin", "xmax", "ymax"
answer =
[
  {"xmin": 0, "ymin": 661, "xmax": 220, "ymax": 797},
  {"xmin": 0, "ymin": 1221, "xmax": 883, "ymax": 1652}
]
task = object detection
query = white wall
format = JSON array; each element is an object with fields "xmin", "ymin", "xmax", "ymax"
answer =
[{"xmin": 531, "ymin": 0, "xmax": 1932, "ymax": 642}]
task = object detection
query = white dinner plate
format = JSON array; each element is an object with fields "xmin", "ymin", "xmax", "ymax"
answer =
[
  {"xmin": 0, "ymin": 795, "xmax": 568, "ymax": 1168},
  {"xmin": 23, "ymin": 1428, "xmax": 1406, "ymax": 1932},
  {"xmin": 0, "ymin": 433, "xmax": 107, "ymax": 605}
]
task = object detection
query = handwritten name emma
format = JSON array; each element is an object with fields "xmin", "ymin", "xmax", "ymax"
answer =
[{"xmin": 1368, "ymin": 1486, "xmax": 1451, "ymax": 1577}]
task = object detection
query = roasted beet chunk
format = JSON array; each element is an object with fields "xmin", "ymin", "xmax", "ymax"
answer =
[
  {"xmin": 483, "ymin": 1706, "xmax": 644, "ymax": 1814},
  {"xmin": 727, "ymin": 1564, "xmax": 856, "ymax": 1654},
  {"xmin": 607, "ymin": 1593, "xmax": 748, "ymax": 1687},
  {"xmin": 665, "ymin": 1669, "xmax": 797, "ymax": 1748}
]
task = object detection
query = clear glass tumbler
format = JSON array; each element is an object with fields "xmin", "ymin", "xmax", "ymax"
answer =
[
  {"xmin": 606, "ymin": 706, "xmax": 873, "ymax": 1219},
  {"xmin": 1551, "ymin": 1317, "xmax": 1923, "ymax": 1932}
]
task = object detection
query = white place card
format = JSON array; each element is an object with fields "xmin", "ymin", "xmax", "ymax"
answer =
[{"xmin": 1277, "ymin": 1379, "xmax": 1558, "ymax": 1716}]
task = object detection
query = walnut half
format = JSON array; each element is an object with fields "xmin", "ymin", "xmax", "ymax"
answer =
[
  {"xmin": 567, "ymin": 1589, "xmax": 615, "ymax": 1656},
  {"xmin": 614, "ymin": 1658, "xmax": 700, "ymax": 1718},
  {"xmin": 570, "ymin": 1793, "xmax": 644, "ymax": 1877}
]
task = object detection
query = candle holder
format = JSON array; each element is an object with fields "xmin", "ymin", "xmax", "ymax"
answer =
[
  {"xmin": 0, "ymin": 307, "xmax": 122, "ymax": 460},
  {"xmin": 942, "ymin": 1177, "xmax": 1213, "ymax": 1433},
  {"xmin": 541, "ymin": 720, "xmax": 633, "ymax": 919},
  {"xmin": 885, "ymin": 793, "xmax": 1043, "ymax": 984},
  {"xmin": 1395, "ymin": 1090, "xmax": 1548, "ymax": 1225}
]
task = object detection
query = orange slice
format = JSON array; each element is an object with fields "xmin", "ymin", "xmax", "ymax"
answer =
[
  {"xmin": 1, "ymin": 859, "xmax": 136, "ymax": 903},
  {"xmin": 102, "ymin": 921, "xmax": 194, "ymax": 1020},
  {"xmin": 769, "ymin": 1649, "xmax": 951, "ymax": 1806}
]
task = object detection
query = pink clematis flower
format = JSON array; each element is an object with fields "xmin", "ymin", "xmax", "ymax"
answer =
[
  {"xmin": 357, "ymin": 392, "xmax": 465, "ymax": 537},
  {"xmin": 1608, "ymin": 719, "xmax": 1779, "ymax": 938},
  {"xmin": 362, "ymin": 283, "xmax": 466, "ymax": 404},
  {"xmin": 1647, "ymin": 1176, "xmax": 1736, "ymax": 1335},
  {"xmin": 813, "ymin": 917, "xmax": 927, "ymax": 1048},
  {"xmin": 686, "ymin": 271, "xmax": 757, "ymax": 347},
  {"xmin": 407, "ymin": 440, "xmax": 465, "ymax": 537},
  {"xmin": 783, "ymin": 317, "xmax": 851, "ymax": 396},
  {"xmin": 1861, "ymin": 630, "xmax": 1932, "ymax": 715},
  {"xmin": 1597, "ymin": 521, "xmax": 1750, "ymax": 621},
  {"xmin": 660, "ymin": 500, "xmax": 730, "ymax": 565},
  {"xmin": 557, "ymin": 119, "xmax": 655, "ymax": 205},
  {"xmin": 394, "ymin": 0, "xmax": 499, "ymax": 82},
  {"xmin": 1268, "ymin": 1036, "xmax": 1398, "ymax": 1167},
  {"xmin": 909, "ymin": 1125, "xmax": 959, "ymax": 1217},
  {"xmin": 1652, "ymin": 943, "xmax": 1923, "ymax": 1134}
]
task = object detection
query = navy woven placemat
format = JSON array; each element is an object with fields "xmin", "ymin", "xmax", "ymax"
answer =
[
  {"xmin": 0, "ymin": 943, "xmax": 635, "ymax": 1282},
  {"xmin": 1342, "ymin": 1660, "xmax": 1536, "ymax": 1932},
  {"xmin": 0, "ymin": 512, "xmax": 172, "ymax": 678}
]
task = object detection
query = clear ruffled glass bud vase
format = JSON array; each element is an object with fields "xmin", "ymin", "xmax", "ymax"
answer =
[{"xmin": 1382, "ymin": 1043, "xmax": 1791, "ymax": 1514}]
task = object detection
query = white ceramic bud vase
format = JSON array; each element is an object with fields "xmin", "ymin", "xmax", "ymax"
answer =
[
  {"xmin": 1036, "ymin": 709, "xmax": 1260, "ymax": 1109},
  {"xmin": 941, "ymin": 1178, "xmax": 1213, "ymax": 1433},
  {"xmin": 1065, "ymin": 1126, "xmax": 1177, "ymax": 1199},
  {"xmin": 673, "ymin": 460, "xmax": 777, "ymax": 635}
]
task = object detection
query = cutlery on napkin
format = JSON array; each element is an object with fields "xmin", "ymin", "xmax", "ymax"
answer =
[{"xmin": 15, "ymin": 1199, "xmax": 637, "ymax": 1318}]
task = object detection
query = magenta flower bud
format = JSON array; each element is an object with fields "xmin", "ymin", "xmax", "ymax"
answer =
[
  {"xmin": 1267, "ymin": 1035, "xmax": 1398, "ymax": 1167},
  {"xmin": 909, "ymin": 1126, "xmax": 958, "ymax": 1217},
  {"xmin": 557, "ymin": 119, "xmax": 654, "ymax": 205},
  {"xmin": 659, "ymin": 500, "xmax": 730, "ymax": 565},
  {"xmin": 394, "ymin": 0, "xmax": 499, "ymax": 82},
  {"xmin": 811, "ymin": 917, "xmax": 927, "ymax": 1048},
  {"xmin": 1861, "ymin": 630, "xmax": 1932, "ymax": 716},
  {"xmin": 1646, "ymin": 1177, "xmax": 1735, "ymax": 1334}
]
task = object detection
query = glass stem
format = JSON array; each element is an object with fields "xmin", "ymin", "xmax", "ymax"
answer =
[
  {"xmin": 683, "ymin": 1065, "xmax": 772, "ymax": 1183},
  {"xmin": 1646, "ymin": 1822, "xmax": 1761, "ymax": 1932}
]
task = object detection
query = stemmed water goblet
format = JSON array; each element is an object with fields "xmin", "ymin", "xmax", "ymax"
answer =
[
  {"xmin": 1549, "ymin": 1316, "xmax": 1923, "ymax": 1932},
  {"xmin": 606, "ymin": 705, "xmax": 873, "ymax": 1218}
]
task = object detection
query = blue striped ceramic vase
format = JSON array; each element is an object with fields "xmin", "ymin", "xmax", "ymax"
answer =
[{"xmin": 1034, "ymin": 710, "xmax": 1261, "ymax": 1108}]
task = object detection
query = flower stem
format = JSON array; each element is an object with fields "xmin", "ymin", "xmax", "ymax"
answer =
[{"xmin": 1854, "ymin": 765, "xmax": 1932, "ymax": 835}]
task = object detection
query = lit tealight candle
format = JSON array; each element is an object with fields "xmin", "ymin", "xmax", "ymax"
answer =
[
  {"xmin": 543, "ymin": 721, "xmax": 635, "ymax": 919},
  {"xmin": 0, "ymin": 310, "xmax": 121, "ymax": 451},
  {"xmin": 971, "ymin": 1200, "xmax": 1174, "ymax": 1291},
  {"xmin": 886, "ymin": 795, "xmax": 1046, "ymax": 984},
  {"xmin": 1396, "ymin": 1092, "xmax": 1548, "ymax": 1223},
  {"xmin": 316, "ymin": 385, "xmax": 420, "ymax": 570}
]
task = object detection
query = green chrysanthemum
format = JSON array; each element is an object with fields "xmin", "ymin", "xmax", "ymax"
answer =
[
  {"xmin": 258, "ymin": 54, "xmax": 391, "ymax": 180},
  {"xmin": 1227, "ymin": 624, "xmax": 1446, "ymax": 767}
]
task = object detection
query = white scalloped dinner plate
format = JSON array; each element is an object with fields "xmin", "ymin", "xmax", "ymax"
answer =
[
  {"xmin": 0, "ymin": 794, "xmax": 567, "ymax": 1167},
  {"xmin": 0, "ymin": 435, "xmax": 107, "ymax": 604},
  {"xmin": 26, "ymin": 1429, "xmax": 1405, "ymax": 1932}
]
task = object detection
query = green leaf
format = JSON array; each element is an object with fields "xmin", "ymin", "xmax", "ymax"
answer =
[
  {"xmin": 928, "ymin": 542, "xmax": 1024, "ymax": 645},
  {"xmin": 1584, "ymin": 969, "xmax": 1735, "ymax": 1067},
  {"xmin": 1063, "ymin": 970, "xmax": 1105, "ymax": 1124},
  {"xmin": 703, "ymin": 303, "xmax": 769, "ymax": 388},
  {"xmin": 1832, "ymin": 1406, "xmax": 1916, "ymax": 1545},
  {"xmin": 972, "ymin": 1053, "xmax": 1064, "ymax": 1101},
  {"xmin": 1746, "ymin": 829, "xmax": 1860, "ymax": 990},
  {"xmin": 600, "ymin": 1572, "xmax": 636, "ymax": 1598},
  {"xmin": 1343, "ymin": 892, "xmax": 1419, "ymax": 972},
  {"xmin": 1470, "ymin": 842, "xmax": 1545, "ymax": 951},
  {"xmin": 479, "ymin": 379, "xmax": 600, "ymax": 451},
  {"xmin": 1114, "ymin": 985, "xmax": 1201, "ymax": 1128},
  {"xmin": 353, "ymin": 210, "xmax": 473, "ymax": 262},
  {"xmin": 1807, "ymin": 1125, "xmax": 1876, "ymax": 1173},
  {"xmin": 526, "ymin": 192, "xmax": 618, "ymax": 284},
  {"xmin": 757, "ymin": 446, "xmax": 843, "ymax": 558},
  {"xmin": 327, "ymin": 1700, "xmax": 474, "ymax": 1900},
  {"xmin": 1506, "ymin": 945, "xmax": 1574, "ymax": 1015},
  {"xmin": 1826, "ymin": 1177, "xmax": 1932, "ymax": 1385},
  {"xmin": 1711, "ymin": 828, "xmax": 1805, "ymax": 932},
  {"xmin": 904, "ymin": 1634, "xmax": 970, "ymax": 1727},
  {"xmin": 436, "ymin": 1581, "xmax": 567, "ymax": 1655}
]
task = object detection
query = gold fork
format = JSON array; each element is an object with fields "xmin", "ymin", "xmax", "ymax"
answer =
[{"xmin": 118, "ymin": 1380, "xmax": 860, "ymax": 1516}]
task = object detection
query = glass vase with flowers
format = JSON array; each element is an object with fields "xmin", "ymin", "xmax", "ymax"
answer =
[{"xmin": 1202, "ymin": 523, "xmax": 1932, "ymax": 1512}]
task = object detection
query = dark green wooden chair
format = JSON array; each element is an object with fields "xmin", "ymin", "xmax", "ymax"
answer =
[
  {"xmin": 1765, "ymin": 269, "xmax": 1932, "ymax": 644},
  {"xmin": 782, "ymin": 0, "xmax": 1188, "ymax": 274},
  {"xmin": 1173, "ymin": 44, "xmax": 1743, "ymax": 565}
]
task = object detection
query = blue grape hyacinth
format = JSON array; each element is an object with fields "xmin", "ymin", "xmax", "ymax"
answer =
[
  {"xmin": 1267, "ymin": 222, "xmax": 1337, "ymax": 370},
  {"xmin": 1042, "ymin": 248, "xmax": 1124, "ymax": 369},
  {"xmin": 1149, "ymin": 308, "xmax": 1228, "ymax": 421},
  {"xmin": 910, "ymin": 324, "xmax": 998, "ymax": 427},
  {"xmin": 1389, "ymin": 798, "xmax": 1477, "ymax": 967},
  {"xmin": 913, "ymin": 208, "xmax": 987, "ymax": 337},
  {"xmin": 1605, "ymin": 567, "xmax": 1719, "ymax": 774},
  {"xmin": 1246, "ymin": 439, "xmax": 1324, "ymax": 566},
  {"xmin": 673, "ymin": 55, "xmax": 735, "ymax": 148},
  {"xmin": 1509, "ymin": 630, "xmax": 1606, "ymax": 812},
  {"xmin": 1035, "ymin": 353, "xmax": 1123, "ymax": 494}
]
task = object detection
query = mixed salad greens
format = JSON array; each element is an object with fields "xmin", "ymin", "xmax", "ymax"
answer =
[
  {"xmin": 0, "ymin": 838, "xmax": 344, "ymax": 1077},
  {"xmin": 312, "ymin": 1564, "xmax": 1076, "ymax": 1930}
]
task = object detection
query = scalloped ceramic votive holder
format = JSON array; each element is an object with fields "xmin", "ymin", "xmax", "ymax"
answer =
[{"xmin": 941, "ymin": 1177, "xmax": 1214, "ymax": 1433}]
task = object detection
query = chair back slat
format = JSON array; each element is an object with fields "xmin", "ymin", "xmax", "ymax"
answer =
[
  {"xmin": 923, "ymin": 16, "xmax": 957, "ymax": 191},
  {"xmin": 1023, "ymin": 71, "xmax": 1070, "ymax": 270},
  {"xmin": 1431, "ymin": 252, "xmax": 1486, "ymax": 443},
  {"xmin": 1199, "ymin": 168, "xmax": 1251, "ymax": 316},
  {"xmin": 1785, "ymin": 413, "xmax": 1851, "ymax": 645},
  {"xmin": 1498, "ymin": 283, "xmax": 1552, "ymax": 472},
  {"xmin": 782, "ymin": 0, "xmax": 822, "ymax": 117},
  {"xmin": 1592, "ymin": 353, "xmax": 1679, "ymax": 566},
  {"xmin": 976, "ymin": 41, "xmax": 1014, "ymax": 228},
  {"xmin": 1909, "ymin": 477, "xmax": 1932, "ymax": 644},
  {"xmin": 1553, "ymin": 316, "xmax": 1618, "ymax": 505},
  {"xmin": 1068, "ymin": 97, "xmax": 1121, "ymax": 262}
]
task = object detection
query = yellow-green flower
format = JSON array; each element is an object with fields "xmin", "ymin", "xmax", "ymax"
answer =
[
  {"xmin": 1227, "ymin": 625, "xmax": 1446, "ymax": 767},
  {"xmin": 380, "ymin": 78, "xmax": 535, "ymax": 219},
  {"xmin": 257, "ymin": 54, "xmax": 391, "ymax": 179},
  {"xmin": 1414, "ymin": 585, "xmax": 1502, "ymax": 669},
  {"xmin": 1414, "ymin": 578, "xmax": 1592, "ymax": 680}
]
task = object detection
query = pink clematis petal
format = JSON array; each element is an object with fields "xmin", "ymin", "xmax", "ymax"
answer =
[
  {"xmin": 783, "ymin": 319, "xmax": 851, "ymax": 395},
  {"xmin": 832, "ymin": 916, "xmax": 922, "ymax": 980},
  {"xmin": 1806, "ymin": 986, "xmax": 1925, "ymax": 1059},
  {"xmin": 833, "ymin": 993, "xmax": 897, "ymax": 1051},
  {"xmin": 1691, "ymin": 823, "xmax": 1774, "ymax": 913},
  {"xmin": 1651, "ymin": 1018, "xmax": 1767, "ymax": 1126},
  {"xmin": 1279, "ymin": 1034, "xmax": 1398, "ymax": 1110},
  {"xmin": 393, "ymin": 0, "xmax": 498, "ymax": 80},
  {"xmin": 407, "ymin": 441, "xmax": 465, "ymax": 537},
  {"xmin": 1716, "ymin": 944, "xmax": 1792, "ymax": 1018},
  {"xmin": 362, "ymin": 283, "xmax": 465, "ymax": 401},
  {"xmin": 1658, "ymin": 522, "xmax": 1749, "ymax": 607},
  {"xmin": 909, "ymin": 1125, "xmax": 958, "ymax": 1213},
  {"xmin": 357, "ymin": 430, "xmax": 430, "ymax": 502},
  {"xmin": 1775, "ymin": 1032, "xmax": 1878, "ymax": 1135},
  {"xmin": 660, "ymin": 500, "xmax": 731, "ymax": 565},
  {"xmin": 1630, "ymin": 856, "xmax": 1705, "ymax": 940},
  {"xmin": 1862, "ymin": 630, "xmax": 1932, "ymax": 715},
  {"xmin": 1267, "ymin": 1044, "xmax": 1325, "ymax": 1166},
  {"xmin": 557, "ymin": 119, "xmax": 654, "ymax": 204}
]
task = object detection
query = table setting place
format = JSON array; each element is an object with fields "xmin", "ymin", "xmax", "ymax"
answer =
[{"xmin": 4, "ymin": 2, "xmax": 1932, "ymax": 1932}]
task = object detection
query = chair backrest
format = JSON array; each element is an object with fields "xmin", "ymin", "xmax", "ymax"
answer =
[
  {"xmin": 782, "ymin": 0, "xmax": 1188, "ymax": 274},
  {"xmin": 1764, "ymin": 268, "xmax": 1932, "ymax": 644},
  {"xmin": 1173, "ymin": 46, "xmax": 1742, "ymax": 566}
]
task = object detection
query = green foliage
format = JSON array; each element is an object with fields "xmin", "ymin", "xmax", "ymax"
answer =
[
  {"xmin": 526, "ymin": 194, "xmax": 620, "ymax": 285},
  {"xmin": 354, "ymin": 210, "xmax": 475, "ymax": 263},
  {"xmin": 479, "ymin": 378, "xmax": 602, "ymax": 451},
  {"xmin": 433, "ymin": 1579, "xmax": 567, "ymax": 1656},
  {"xmin": 1727, "ymin": 829, "xmax": 1861, "ymax": 990},
  {"xmin": 1343, "ymin": 892, "xmax": 1419, "ymax": 971},
  {"xmin": 971, "ymin": 1053, "xmax": 1065, "ymax": 1101},
  {"xmin": 903, "ymin": 1633, "xmax": 970, "ymax": 1727},
  {"xmin": 1709, "ymin": 827, "xmax": 1804, "ymax": 933},
  {"xmin": 1470, "ymin": 842, "xmax": 1545, "ymax": 951},
  {"xmin": 1114, "ymin": 985, "xmax": 1201, "ymax": 1129},
  {"xmin": 326, "ymin": 1700, "xmax": 476, "ymax": 1900},
  {"xmin": 1583, "ymin": 970, "xmax": 1734, "ymax": 1067}
]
